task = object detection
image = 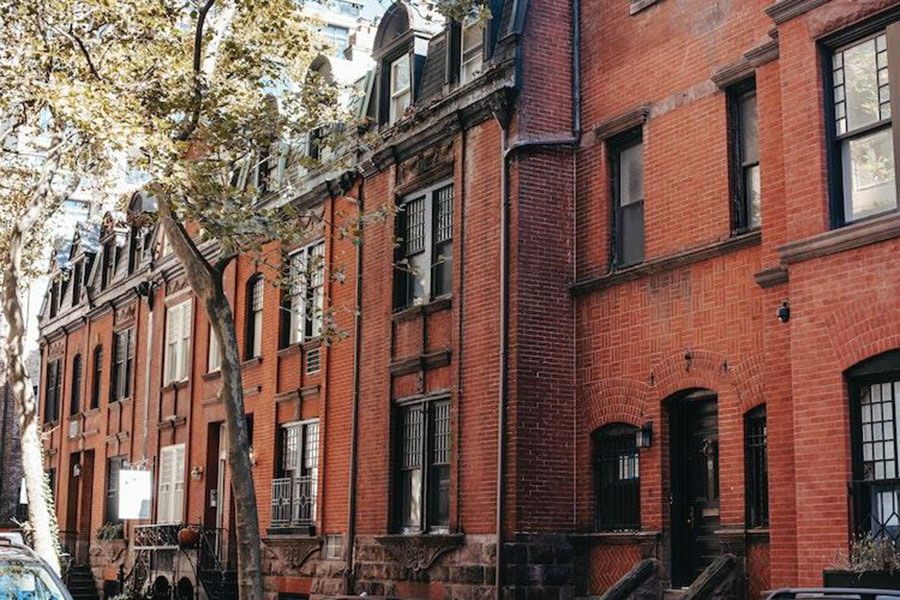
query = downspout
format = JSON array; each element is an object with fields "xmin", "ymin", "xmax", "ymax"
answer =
[
  {"xmin": 455, "ymin": 120, "xmax": 468, "ymax": 530},
  {"xmin": 345, "ymin": 178, "xmax": 364, "ymax": 594},
  {"xmin": 495, "ymin": 117, "xmax": 510, "ymax": 600},
  {"xmin": 571, "ymin": 0, "xmax": 582, "ymax": 529}
]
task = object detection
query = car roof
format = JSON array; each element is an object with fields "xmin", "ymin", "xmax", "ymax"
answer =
[{"xmin": 0, "ymin": 538, "xmax": 41, "ymax": 562}]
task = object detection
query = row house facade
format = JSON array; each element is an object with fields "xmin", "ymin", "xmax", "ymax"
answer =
[{"xmin": 34, "ymin": 0, "xmax": 900, "ymax": 599}]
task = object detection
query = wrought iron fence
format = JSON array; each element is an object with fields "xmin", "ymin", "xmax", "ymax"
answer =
[
  {"xmin": 270, "ymin": 475, "xmax": 316, "ymax": 527},
  {"xmin": 850, "ymin": 479, "xmax": 900, "ymax": 542},
  {"xmin": 134, "ymin": 523, "xmax": 182, "ymax": 549}
]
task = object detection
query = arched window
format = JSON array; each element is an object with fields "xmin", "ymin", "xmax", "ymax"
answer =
[
  {"xmin": 849, "ymin": 349, "xmax": 900, "ymax": 541},
  {"xmin": 245, "ymin": 276, "xmax": 264, "ymax": 359},
  {"xmin": 69, "ymin": 354, "xmax": 82, "ymax": 415},
  {"xmin": 90, "ymin": 345, "xmax": 103, "ymax": 409},
  {"xmin": 593, "ymin": 423, "xmax": 640, "ymax": 531}
]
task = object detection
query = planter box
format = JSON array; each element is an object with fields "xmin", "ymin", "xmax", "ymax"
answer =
[{"xmin": 824, "ymin": 569, "xmax": 900, "ymax": 589}]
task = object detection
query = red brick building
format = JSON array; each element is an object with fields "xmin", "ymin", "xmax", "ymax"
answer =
[{"xmin": 34, "ymin": 0, "xmax": 900, "ymax": 598}]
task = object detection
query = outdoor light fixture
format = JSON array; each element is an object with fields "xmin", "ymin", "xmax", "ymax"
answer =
[
  {"xmin": 191, "ymin": 465, "xmax": 204, "ymax": 481},
  {"xmin": 248, "ymin": 446, "xmax": 258, "ymax": 468},
  {"xmin": 777, "ymin": 301, "xmax": 790, "ymax": 323},
  {"xmin": 636, "ymin": 422, "xmax": 653, "ymax": 448},
  {"xmin": 72, "ymin": 463, "xmax": 82, "ymax": 478}
]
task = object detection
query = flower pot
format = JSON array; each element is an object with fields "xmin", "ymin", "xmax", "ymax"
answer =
[
  {"xmin": 824, "ymin": 569, "xmax": 900, "ymax": 589},
  {"xmin": 178, "ymin": 527, "xmax": 199, "ymax": 549}
]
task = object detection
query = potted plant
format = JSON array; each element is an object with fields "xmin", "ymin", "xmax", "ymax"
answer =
[
  {"xmin": 825, "ymin": 533, "xmax": 900, "ymax": 589},
  {"xmin": 178, "ymin": 525, "xmax": 200, "ymax": 549},
  {"xmin": 96, "ymin": 522, "xmax": 125, "ymax": 541}
]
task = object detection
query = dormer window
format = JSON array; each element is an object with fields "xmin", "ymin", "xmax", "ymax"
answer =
[
  {"xmin": 390, "ymin": 55, "xmax": 411, "ymax": 124},
  {"xmin": 72, "ymin": 262, "xmax": 83, "ymax": 307},
  {"xmin": 460, "ymin": 17, "xmax": 484, "ymax": 85}
]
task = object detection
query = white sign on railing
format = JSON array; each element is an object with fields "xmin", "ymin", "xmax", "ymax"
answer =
[{"xmin": 118, "ymin": 469, "xmax": 152, "ymax": 519}]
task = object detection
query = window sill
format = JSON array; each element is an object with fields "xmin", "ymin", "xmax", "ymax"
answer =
[
  {"xmin": 375, "ymin": 533, "xmax": 464, "ymax": 571},
  {"xmin": 241, "ymin": 356, "xmax": 262, "ymax": 368},
  {"xmin": 85, "ymin": 407, "xmax": 100, "ymax": 416},
  {"xmin": 777, "ymin": 211, "xmax": 900, "ymax": 265},
  {"xmin": 163, "ymin": 380, "xmax": 189, "ymax": 392},
  {"xmin": 393, "ymin": 296, "xmax": 452, "ymax": 323},
  {"xmin": 201, "ymin": 370, "xmax": 220, "ymax": 381},
  {"xmin": 629, "ymin": 0, "xmax": 663, "ymax": 15},
  {"xmin": 277, "ymin": 343, "xmax": 302, "ymax": 357},
  {"xmin": 570, "ymin": 530, "xmax": 661, "ymax": 545},
  {"xmin": 108, "ymin": 397, "xmax": 133, "ymax": 407},
  {"xmin": 571, "ymin": 230, "xmax": 761, "ymax": 295}
]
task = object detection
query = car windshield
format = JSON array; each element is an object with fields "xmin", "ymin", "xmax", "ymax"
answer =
[{"xmin": 0, "ymin": 560, "xmax": 66, "ymax": 600}]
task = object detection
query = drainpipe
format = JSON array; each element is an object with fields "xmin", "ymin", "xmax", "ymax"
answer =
[
  {"xmin": 345, "ymin": 178, "xmax": 364, "ymax": 594},
  {"xmin": 495, "ymin": 115, "xmax": 510, "ymax": 600},
  {"xmin": 141, "ymin": 286, "xmax": 154, "ymax": 462},
  {"xmin": 571, "ymin": 0, "xmax": 582, "ymax": 531},
  {"xmin": 455, "ymin": 120, "xmax": 468, "ymax": 531}
]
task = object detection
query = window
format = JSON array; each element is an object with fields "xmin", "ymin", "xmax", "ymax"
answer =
[
  {"xmin": 106, "ymin": 457, "xmax": 125, "ymax": 524},
  {"xmin": 157, "ymin": 444, "xmax": 185, "ymax": 524},
  {"xmin": 272, "ymin": 420, "xmax": 319, "ymax": 527},
  {"xmin": 322, "ymin": 25, "xmax": 349, "ymax": 57},
  {"xmin": 72, "ymin": 262, "xmax": 83, "ymax": 307},
  {"xmin": 745, "ymin": 405, "xmax": 768, "ymax": 528},
  {"xmin": 593, "ymin": 424, "xmax": 640, "ymax": 531},
  {"xmin": 90, "ymin": 345, "xmax": 102, "ymax": 410},
  {"xmin": 324, "ymin": 534, "xmax": 343, "ymax": 560},
  {"xmin": 110, "ymin": 327, "xmax": 135, "ymax": 402},
  {"xmin": 207, "ymin": 323, "xmax": 220, "ymax": 373},
  {"xmin": 389, "ymin": 55, "xmax": 411, "ymax": 124},
  {"xmin": 164, "ymin": 300, "xmax": 192, "ymax": 383},
  {"xmin": 101, "ymin": 241, "xmax": 115, "ymax": 289},
  {"xmin": 729, "ymin": 80, "xmax": 760, "ymax": 232},
  {"xmin": 43, "ymin": 359, "xmax": 61, "ymax": 423},
  {"xmin": 281, "ymin": 241, "xmax": 325, "ymax": 347},
  {"xmin": 460, "ymin": 17, "xmax": 484, "ymax": 84},
  {"xmin": 69, "ymin": 354, "xmax": 82, "ymax": 416},
  {"xmin": 395, "ymin": 399, "xmax": 450, "ymax": 533},
  {"xmin": 611, "ymin": 132, "xmax": 644, "ymax": 267},
  {"xmin": 246, "ymin": 277, "xmax": 264, "ymax": 359},
  {"xmin": 830, "ymin": 28, "xmax": 897, "ymax": 224},
  {"xmin": 49, "ymin": 282, "xmax": 59, "ymax": 318},
  {"xmin": 394, "ymin": 183, "xmax": 454, "ymax": 309},
  {"xmin": 336, "ymin": 0, "xmax": 361, "ymax": 16}
]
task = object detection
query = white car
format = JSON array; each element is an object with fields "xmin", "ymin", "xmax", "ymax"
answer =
[{"xmin": 0, "ymin": 538, "xmax": 73, "ymax": 600}]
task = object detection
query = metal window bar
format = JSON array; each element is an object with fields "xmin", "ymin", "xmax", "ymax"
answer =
[
  {"xmin": 746, "ymin": 409, "xmax": 769, "ymax": 528},
  {"xmin": 434, "ymin": 186, "xmax": 453, "ymax": 245},
  {"xmin": 270, "ymin": 475, "xmax": 316, "ymax": 526},
  {"xmin": 594, "ymin": 428, "xmax": 640, "ymax": 531},
  {"xmin": 404, "ymin": 197, "xmax": 426, "ymax": 256},
  {"xmin": 433, "ymin": 401, "xmax": 451, "ymax": 466}
]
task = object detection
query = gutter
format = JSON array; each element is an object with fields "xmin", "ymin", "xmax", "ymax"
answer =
[{"xmin": 345, "ymin": 178, "xmax": 364, "ymax": 593}]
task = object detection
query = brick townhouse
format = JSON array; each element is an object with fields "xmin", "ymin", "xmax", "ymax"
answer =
[{"xmin": 32, "ymin": 0, "xmax": 900, "ymax": 598}]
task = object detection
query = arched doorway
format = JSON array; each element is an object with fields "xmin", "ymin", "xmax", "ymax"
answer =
[{"xmin": 668, "ymin": 388, "xmax": 719, "ymax": 587}]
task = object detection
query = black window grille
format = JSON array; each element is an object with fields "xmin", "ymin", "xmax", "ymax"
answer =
[
  {"xmin": 745, "ymin": 405, "xmax": 769, "ymax": 528},
  {"xmin": 395, "ymin": 398, "xmax": 451, "ymax": 533},
  {"xmin": 394, "ymin": 183, "xmax": 454, "ymax": 309},
  {"xmin": 91, "ymin": 345, "xmax": 103, "ymax": 409},
  {"xmin": 70, "ymin": 354, "xmax": 82, "ymax": 416},
  {"xmin": 593, "ymin": 424, "xmax": 640, "ymax": 531}
]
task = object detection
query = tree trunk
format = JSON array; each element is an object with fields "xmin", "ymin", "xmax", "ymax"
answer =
[
  {"xmin": 1, "ymin": 225, "xmax": 61, "ymax": 575},
  {"xmin": 158, "ymin": 203, "xmax": 264, "ymax": 600}
]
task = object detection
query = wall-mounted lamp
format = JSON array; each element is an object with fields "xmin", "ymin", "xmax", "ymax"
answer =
[
  {"xmin": 248, "ymin": 446, "xmax": 258, "ymax": 468},
  {"xmin": 72, "ymin": 463, "xmax": 82, "ymax": 478},
  {"xmin": 777, "ymin": 301, "xmax": 790, "ymax": 324},
  {"xmin": 636, "ymin": 422, "xmax": 653, "ymax": 449},
  {"xmin": 191, "ymin": 465, "xmax": 204, "ymax": 481}
]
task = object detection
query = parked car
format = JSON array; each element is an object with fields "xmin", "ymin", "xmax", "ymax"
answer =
[
  {"xmin": 767, "ymin": 589, "xmax": 900, "ymax": 599},
  {"xmin": 0, "ymin": 538, "xmax": 73, "ymax": 600}
]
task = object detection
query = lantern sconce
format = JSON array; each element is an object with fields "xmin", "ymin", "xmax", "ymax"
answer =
[
  {"xmin": 248, "ymin": 446, "xmax": 258, "ymax": 468},
  {"xmin": 636, "ymin": 422, "xmax": 653, "ymax": 449},
  {"xmin": 72, "ymin": 463, "xmax": 82, "ymax": 478},
  {"xmin": 191, "ymin": 465, "xmax": 204, "ymax": 481}
]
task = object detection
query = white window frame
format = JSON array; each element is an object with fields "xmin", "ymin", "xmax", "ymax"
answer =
[
  {"xmin": 248, "ymin": 277, "xmax": 264, "ymax": 358},
  {"xmin": 281, "ymin": 419, "xmax": 320, "ymax": 521},
  {"xmin": 207, "ymin": 322, "xmax": 220, "ymax": 373},
  {"xmin": 287, "ymin": 240, "xmax": 325, "ymax": 345},
  {"xmin": 157, "ymin": 444, "xmax": 185, "ymax": 524},
  {"xmin": 460, "ymin": 17, "xmax": 484, "ymax": 85},
  {"xmin": 164, "ymin": 299, "xmax": 192, "ymax": 384},
  {"xmin": 389, "ymin": 55, "xmax": 411, "ymax": 124}
]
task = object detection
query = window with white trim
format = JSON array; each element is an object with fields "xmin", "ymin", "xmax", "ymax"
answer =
[
  {"xmin": 272, "ymin": 420, "xmax": 319, "ymax": 527},
  {"xmin": 164, "ymin": 300, "xmax": 192, "ymax": 384},
  {"xmin": 389, "ymin": 55, "xmax": 411, "ymax": 124},
  {"xmin": 245, "ymin": 276, "xmax": 264, "ymax": 358},
  {"xmin": 282, "ymin": 241, "xmax": 325, "ymax": 347},
  {"xmin": 208, "ymin": 323, "xmax": 220, "ymax": 373},
  {"xmin": 157, "ymin": 444, "xmax": 185, "ymax": 524},
  {"xmin": 111, "ymin": 328, "xmax": 135, "ymax": 401},
  {"xmin": 460, "ymin": 16, "xmax": 484, "ymax": 85}
]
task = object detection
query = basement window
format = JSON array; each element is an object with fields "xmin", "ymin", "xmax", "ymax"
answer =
[{"xmin": 593, "ymin": 423, "xmax": 640, "ymax": 531}]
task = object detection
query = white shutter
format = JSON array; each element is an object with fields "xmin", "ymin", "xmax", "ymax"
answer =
[
  {"xmin": 164, "ymin": 306, "xmax": 179, "ymax": 383},
  {"xmin": 180, "ymin": 302, "xmax": 192, "ymax": 380},
  {"xmin": 172, "ymin": 445, "xmax": 185, "ymax": 523},
  {"xmin": 157, "ymin": 447, "xmax": 173, "ymax": 523}
]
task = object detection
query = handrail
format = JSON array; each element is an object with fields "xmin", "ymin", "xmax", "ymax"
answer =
[
  {"xmin": 683, "ymin": 554, "xmax": 737, "ymax": 600},
  {"xmin": 598, "ymin": 558, "xmax": 660, "ymax": 600},
  {"xmin": 767, "ymin": 588, "xmax": 900, "ymax": 599}
]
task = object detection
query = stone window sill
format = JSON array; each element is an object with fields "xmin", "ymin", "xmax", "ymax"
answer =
[
  {"xmin": 201, "ymin": 370, "xmax": 220, "ymax": 381},
  {"xmin": 241, "ymin": 356, "xmax": 262, "ymax": 368},
  {"xmin": 570, "ymin": 530, "xmax": 661, "ymax": 545},
  {"xmin": 777, "ymin": 211, "xmax": 900, "ymax": 265},
  {"xmin": 393, "ymin": 296, "xmax": 452, "ymax": 323},
  {"xmin": 630, "ymin": 0, "xmax": 663, "ymax": 15}
]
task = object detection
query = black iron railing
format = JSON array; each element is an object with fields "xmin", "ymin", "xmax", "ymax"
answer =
[
  {"xmin": 271, "ymin": 475, "xmax": 316, "ymax": 527},
  {"xmin": 134, "ymin": 523, "xmax": 182, "ymax": 549},
  {"xmin": 768, "ymin": 588, "xmax": 900, "ymax": 599},
  {"xmin": 850, "ymin": 479, "xmax": 900, "ymax": 542}
]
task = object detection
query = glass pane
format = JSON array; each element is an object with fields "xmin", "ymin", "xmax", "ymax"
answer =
[
  {"xmin": 740, "ymin": 93, "xmax": 759, "ymax": 164},
  {"xmin": 841, "ymin": 38, "xmax": 883, "ymax": 132},
  {"xmin": 403, "ymin": 469, "xmax": 422, "ymax": 529},
  {"xmin": 391, "ymin": 57, "xmax": 410, "ymax": 93},
  {"xmin": 619, "ymin": 202, "xmax": 644, "ymax": 266},
  {"xmin": 841, "ymin": 127, "xmax": 897, "ymax": 221},
  {"xmin": 745, "ymin": 164, "xmax": 761, "ymax": 229},
  {"xmin": 619, "ymin": 142, "xmax": 643, "ymax": 206}
]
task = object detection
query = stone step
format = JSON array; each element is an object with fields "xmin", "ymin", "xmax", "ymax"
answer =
[{"xmin": 663, "ymin": 588, "xmax": 689, "ymax": 600}]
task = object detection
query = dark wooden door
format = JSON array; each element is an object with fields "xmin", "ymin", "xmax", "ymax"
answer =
[{"xmin": 670, "ymin": 392, "xmax": 720, "ymax": 587}]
